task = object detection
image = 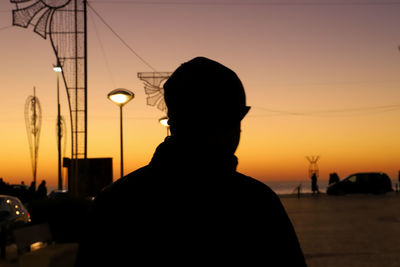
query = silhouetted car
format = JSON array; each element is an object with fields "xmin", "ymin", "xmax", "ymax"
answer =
[
  {"xmin": 327, "ymin": 172, "xmax": 393, "ymax": 195},
  {"xmin": 10, "ymin": 184, "xmax": 30, "ymax": 203},
  {"xmin": 48, "ymin": 189, "xmax": 71, "ymax": 200},
  {"xmin": 0, "ymin": 195, "xmax": 30, "ymax": 226}
]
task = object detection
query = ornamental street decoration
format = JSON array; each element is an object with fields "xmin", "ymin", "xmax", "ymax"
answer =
[{"xmin": 11, "ymin": 0, "xmax": 88, "ymax": 159}]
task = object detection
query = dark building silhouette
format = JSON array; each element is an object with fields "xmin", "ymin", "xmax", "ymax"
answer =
[{"xmin": 64, "ymin": 157, "xmax": 113, "ymax": 197}]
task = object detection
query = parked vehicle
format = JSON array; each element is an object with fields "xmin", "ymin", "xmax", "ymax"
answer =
[
  {"xmin": 10, "ymin": 184, "xmax": 30, "ymax": 203},
  {"xmin": 0, "ymin": 195, "xmax": 30, "ymax": 226},
  {"xmin": 327, "ymin": 172, "xmax": 393, "ymax": 195},
  {"xmin": 48, "ymin": 189, "xmax": 71, "ymax": 200}
]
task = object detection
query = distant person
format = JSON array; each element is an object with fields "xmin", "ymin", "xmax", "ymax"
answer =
[
  {"xmin": 397, "ymin": 171, "xmax": 400, "ymax": 191},
  {"xmin": 311, "ymin": 173, "xmax": 319, "ymax": 194},
  {"xmin": 28, "ymin": 181, "xmax": 36, "ymax": 201},
  {"xmin": 28, "ymin": 181, "xmax": 36, "ymax": 193},
  {"xmin": 0, "ymin": 178, "xmax": 7, "ymax": 194},
  {"xmin": 77, "ymin": 57, "xmax": 306, "ymax": 266},
  {"xmin": 329, "ymin": 172, "xmax": 340, "ymax": 184},
  {"xmin": 37, "ymin": 180, "xmax": 47, "ymax": 199}
]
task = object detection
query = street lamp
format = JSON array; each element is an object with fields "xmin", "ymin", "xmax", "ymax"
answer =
[
  {"xmin": 159, "ymin": 116, "xmax": 170, "ymax": 136},
  {"xmin": 107, "ymin": 88, "xmax": 134, "ymax": 178},
  {"xmin": 53, "ymin": 62, "xmax": 62, "ymax": 190}
]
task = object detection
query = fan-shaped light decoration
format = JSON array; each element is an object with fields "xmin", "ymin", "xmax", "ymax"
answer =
[
  {"xmin": 24, "ymin": 87, "xmax": 42, "ymax": 183},
  {"xmin": 11, "ymin": 0, "xmax": 88, "ymax": 160},
  {"xmin": 137, "ymin": 72, "xmax": 172, "ymax": 112},
  {"xmin": 11, "ymin": 0, "xmax": 71, "ymax": 39}
]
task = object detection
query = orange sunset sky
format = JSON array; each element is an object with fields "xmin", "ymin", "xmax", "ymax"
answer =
[{"xmin": 1, "ymin": 0, "xmax": 400, "ymax": 189}]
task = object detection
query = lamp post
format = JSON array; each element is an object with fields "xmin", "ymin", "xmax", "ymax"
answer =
[
  {"xmin": 159, "ymin": 116, "xmax": 170, "ymax": 136},
  {"xmin": 53, "ymin": 62, "xmax": 62, "ymax": 190},
  {"xmin": 107, "ymin": 88, "xmax": 134, "ymax": 178}
]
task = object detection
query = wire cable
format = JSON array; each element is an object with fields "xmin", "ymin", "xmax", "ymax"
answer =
[
  {"xmin": 88, "ymin": 8, "xmax": 116, "ymax": 87},
  {"xmin": 253, "ymin": 104, "xmax": 400, "ymax": 117},
  {"xmin": 0, "ymin": 25, "xmax": 12, "ymax": 32},
  {"xmin": 87, "ymin": 2, "xmax": 157, "ymax": 72},
  {"xmin": 89, "ymin": 1, "xmax": 400, "ymax": 6}
]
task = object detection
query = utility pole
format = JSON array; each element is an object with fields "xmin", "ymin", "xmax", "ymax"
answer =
[{"xmin": 54, "ymin": 62, "xmax": 63, "ymax": 190}]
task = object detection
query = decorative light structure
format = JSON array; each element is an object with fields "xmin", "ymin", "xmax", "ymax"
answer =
[
  {"xmin": 137, "ymin": 72, "xmax": 172, "ymax": 112},
  {"xmin": 11, "ymin": 0, "xmax": 88, "ymax": 160},
  {"xmin": 306, "ymin": 155, "xmax": 320, "ymax": 179},
  {"xmin": 25, "ymin": 87, "xmax": 42, "ymax": 184},
  {"xmin": 107, "ymin": 88, "xmax": 134, "ymax": 179},
  {"xmin": 138, "ymin": 72, "xmax": 172, "ymax": 137}
]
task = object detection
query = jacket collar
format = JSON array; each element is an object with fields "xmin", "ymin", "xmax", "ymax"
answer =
[{"xmin": 149, "ymin": 136, "xmax": 238, "ymax": 175}]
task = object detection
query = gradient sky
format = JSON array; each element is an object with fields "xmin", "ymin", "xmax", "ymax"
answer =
[{"xmin": 1, "ymin": 0, "xmax": 400, "ymax": 188}]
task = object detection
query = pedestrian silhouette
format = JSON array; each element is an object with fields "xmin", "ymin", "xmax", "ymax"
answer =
[
  {"xmin": 28, "ymin": 181, "xmax": 36, "ymax": 201},
  {"xmin": 311, "ymin": 173, "xmax": 320, "ymax": 194},
  {"xmin": 0, "ymin": 178, "xmax": 8, "ymax": 195},
  {"xmin": 37, "ymin": 180, "xmax": 47, "ymax": 199},
  {"xmin": 77, "ymin": 57, "xmax": 306, "ymax": 266}
]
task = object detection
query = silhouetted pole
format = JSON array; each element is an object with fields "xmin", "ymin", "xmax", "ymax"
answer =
[
  {"xmin": 107, "ymin": 88, "xmax": 135, "ymax": 179},
  {"xmin": 54, "ymin": 63, "xmax": 63, "ymax": 190},
  {"xmin": 119, "ymin": 105, "xmax": 123, "ymax": 178}
]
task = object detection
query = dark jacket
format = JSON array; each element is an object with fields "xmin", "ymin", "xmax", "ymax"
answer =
[{"xmin": 77, "ymin": 138, "xmax": 306, "ymax": 266}]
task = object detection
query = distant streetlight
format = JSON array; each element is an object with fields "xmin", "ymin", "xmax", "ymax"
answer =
[
  {"xmin": 53, "ymin": 62, "xmax": 62, "ymax": 190},
  {"xmin": 53, "ymin": 66, "xmax": 62, "ymax": 73},
  {"xmin": 159, "ymin": 116, "xmax": 170, "ymax": 136},
  {"xmin": 107, "ymin": 88, "xmax": 134, "ymax": 178}
]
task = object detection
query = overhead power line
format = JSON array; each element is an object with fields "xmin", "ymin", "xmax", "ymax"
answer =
[
  {"xmin": 253, "ymin": 104, "xmax": 400, "ymax": 117},
  {"xmin": 88, "ymin": 7, "xmax": 116, "ymax": 87},
  {"xmin": 89, "ymin": 1, "xmax": 400, "ymax": 6},
  {"xmin": 87, "ymin": 2, "xmax": 157, "ymax": 72},
  {"xmin": 0, "ymin": 26, "xmax": 12, "ymax": 32}
]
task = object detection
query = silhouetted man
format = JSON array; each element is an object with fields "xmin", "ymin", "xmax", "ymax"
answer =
[
  {"xmin": 37, "ymin": 180, "xmax": 47, "ymax": 199},
  {"xmin": 311, "ymin": 173, "xmax": 319, "ymax": 194},
  {"xmin": 77, "ymin": 57, "xmax": 306, "ymax": 266}
]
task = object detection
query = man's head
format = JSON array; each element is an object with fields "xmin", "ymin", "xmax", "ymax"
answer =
[{"xmin": 163, "ymin": 57, "xmax": 250, "ymax": 153}]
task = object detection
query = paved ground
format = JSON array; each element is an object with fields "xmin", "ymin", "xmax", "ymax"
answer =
[
  {"xmin": 281, "ymin": 193, "xmax": 400, "ymax": 267},
  {"xmin": 2, "ymin": 192, "xmax": 400, "ymax": 266}
]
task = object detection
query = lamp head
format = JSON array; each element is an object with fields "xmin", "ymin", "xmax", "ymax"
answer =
[
  {"xmin": 108, "ymin": 88, "xmax": 135, "ymax": 107},
  {"xmin": 53, "ymin": 66, "xmax": 62, "ymax": 73},
  {"xmin": 159, "ymin": 116, "xmax": 169, "ymax": 127}
]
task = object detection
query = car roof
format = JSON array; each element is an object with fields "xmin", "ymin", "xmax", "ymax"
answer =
[
  {"xmin": 343, "ymin": 172, "xmax": 389, "ymax": 180},
  {"xmin": 348, "ymin": 172, "xmax": 387, "ymax": 176},
  {"xmin": 0, "ymin": 195, "xmax": 22, "ymax": 201}
]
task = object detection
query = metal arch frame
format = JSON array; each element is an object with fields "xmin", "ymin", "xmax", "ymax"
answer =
[
  {"xmin": 48, "ymin": 0, "xmax": 88, "ymax": 160},
  {"xmin": 11, "ymin": 0, "xmax": 88, "ymax": 160}
]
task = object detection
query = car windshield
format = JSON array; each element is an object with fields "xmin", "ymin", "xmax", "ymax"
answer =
[{"xmin": 347, "ymin": 175, "xmax": 357, "ymax": 183}]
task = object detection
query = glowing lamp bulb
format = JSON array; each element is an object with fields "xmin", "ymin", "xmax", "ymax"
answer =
[
  {"xmin": 107, "ymin": 88, "xmax": 135, "ymax": 106},
  {"xmin": 159, "ymin": 117, "xmax": 169, "ymax": 127},
  {"xmin": 109, "ymin": 94, "xmax": 128, "ymax": 104},
  {"xmin": 53, "ymin": 66, "xmax": 62, "ymax": 72}
]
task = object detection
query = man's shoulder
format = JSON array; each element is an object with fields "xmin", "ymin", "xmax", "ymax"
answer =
[
  {"xmin": 233, "ymin": 172, "xmax": 280, "ymax": 200},
  {"xmin": 94, "ymin": 165, "xmax": 151, "ymax": 204}
]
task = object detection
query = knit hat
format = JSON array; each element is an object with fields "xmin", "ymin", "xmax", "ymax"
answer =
[{"xmin": 164, "ymin": 57, "xmax": 250, "ymax": 129}]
